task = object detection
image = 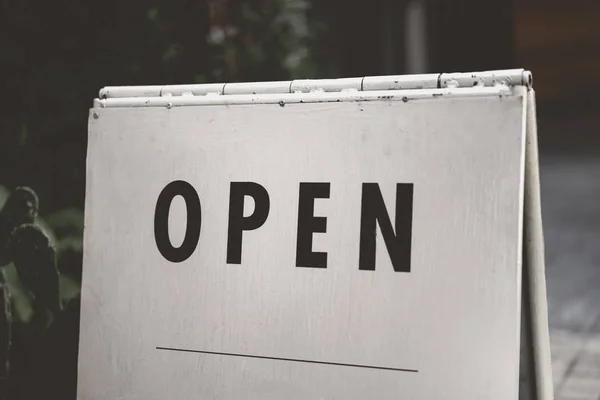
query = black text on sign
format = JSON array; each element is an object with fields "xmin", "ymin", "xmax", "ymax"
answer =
[{"xmin": 153, "ymin": 181, "xmax": 414, "ymax": 272}]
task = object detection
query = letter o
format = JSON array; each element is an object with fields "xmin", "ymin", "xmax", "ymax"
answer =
[{"xmin": 154, "ymin": 180, "xmax": 201, "ymax": 263}]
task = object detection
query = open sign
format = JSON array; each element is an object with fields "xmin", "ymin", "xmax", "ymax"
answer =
[
  {"xmin": 79, "ymin": 71, "xmax": 551, "ymax": 400},
  {"xmin": 154, "ymin": 180, "xmax": 413, "ymax": 271}
]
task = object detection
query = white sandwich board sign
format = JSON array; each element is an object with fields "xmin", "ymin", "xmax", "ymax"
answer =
[{"xmin": 78, "ymin": 69, "xmax": 553, "ymax": 400}]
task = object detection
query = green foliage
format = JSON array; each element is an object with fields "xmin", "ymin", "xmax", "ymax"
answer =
[
  {"xmin": 207, "ymin": 0, "xmax": 336, "ymax": 81},
  {"xmin": 0, "ymin": 187, "xmax": 38, "ymax": 267},
  {"xmin": 0, "ymin": 186, "xmax": 82, "ymax": 399}
]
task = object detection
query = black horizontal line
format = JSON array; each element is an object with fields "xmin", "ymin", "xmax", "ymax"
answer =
[{"xmin": 156, "ymin": 346, "xmax": 418, "ymax": 373}]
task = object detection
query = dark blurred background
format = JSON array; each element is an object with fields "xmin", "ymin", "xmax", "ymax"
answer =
[{"xmin": 0, "ymin": 0, "xmax": 599, "ymax": 399}]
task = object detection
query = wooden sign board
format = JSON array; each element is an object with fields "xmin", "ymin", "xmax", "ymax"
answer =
[{"xmin": 78, "ymin": 69, "xmax": 553, "ymax": 400}]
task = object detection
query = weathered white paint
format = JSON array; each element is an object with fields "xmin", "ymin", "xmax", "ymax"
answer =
[
  {"xmin": 361, "ymin": 73, "xmax": 438, "ymax": 91},
  {"xmin": 161, "ymin": 83, "xmax": 226, "ymax": 97},
  {"xmin": 80, "ymin": 88, "xmax": 528, "ymax": 399},
  {"xmin": 99, "ymin": 85, "xmax": 164, "ymax": 99},
  {"xmin": 98, "ymin": 69, "xmax": 531, "ymax": 100},
  {"xmin": 290, "ymin": 77, "xmax": 363, "ymax": 93},
  {"xmin": 223, "ymin": 81, "xmax": 291, "ymax": 96},
  {"xmin": 439, "ymin": 69, "xmax": 532, "ymax": 89},
  {"xmin": 95, "ymin": 85, "xmax": 511, "ymax": 109}
]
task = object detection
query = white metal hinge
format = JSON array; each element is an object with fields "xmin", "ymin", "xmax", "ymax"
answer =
[
  {"xmin": 93, "ymin": 69, "xmax": 530, "ymax": 109},
  {"xmin": 98, "ymin": 69, "xmax": 531, "ymax": 100}
]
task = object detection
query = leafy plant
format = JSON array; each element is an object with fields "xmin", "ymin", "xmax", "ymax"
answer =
[{"xmin": 0, "ymin": 185, "xmax": 82, "ymax": 399}]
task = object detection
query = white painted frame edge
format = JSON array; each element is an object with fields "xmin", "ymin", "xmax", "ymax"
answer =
[
  {"xmin": 93, "ymin": 85, "xmax": 513, "ymax": 109},
  {"xmin": 97, "ymin": 69, "xmax": 532, "ymax": 100}
]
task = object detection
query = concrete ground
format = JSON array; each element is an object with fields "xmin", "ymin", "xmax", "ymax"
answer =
[{"xmin": 538, "ymin": 108, "xmax": 600, "ymax": 399}]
